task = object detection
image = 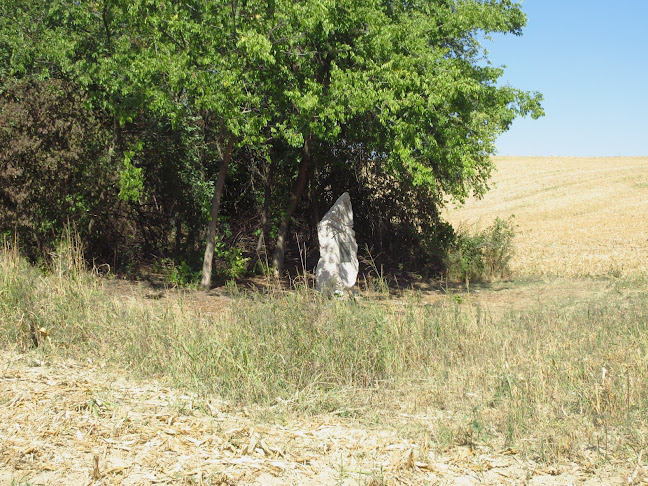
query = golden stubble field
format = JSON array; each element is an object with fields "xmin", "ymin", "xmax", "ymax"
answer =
[{"xmin": 444, "ymin": 156, "xmax": 648, "ymax": 277}]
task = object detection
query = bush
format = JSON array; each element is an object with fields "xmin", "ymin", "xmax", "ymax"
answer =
[
  {"xmin": 0, "ymin": 78, "xmax": 112, "ymax": 260},
  {"xmin": 154, "ymin": 258, "xmax": 202, "ymax": 288},
  {"xmin": 445, "ymin": 216, "xmax": 515, "ymax": 285}
]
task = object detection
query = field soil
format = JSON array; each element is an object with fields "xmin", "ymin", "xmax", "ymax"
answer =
[
  {"xmin": 0, "ymin": 351, "xmax": 635, "ymax": 485},
  {"xmin": 2, "ymin": 156, "xmax": 647, "ymax": 485}
]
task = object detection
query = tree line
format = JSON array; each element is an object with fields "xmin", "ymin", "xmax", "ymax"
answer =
[{"xmin": 0, "ymin": 0, "xmax": 543, "ymax": 287}]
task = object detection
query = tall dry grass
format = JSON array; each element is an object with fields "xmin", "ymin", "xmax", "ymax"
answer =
[{"xmin": 2, "ymin": 240, "xmax": 648, "ymax": 464}]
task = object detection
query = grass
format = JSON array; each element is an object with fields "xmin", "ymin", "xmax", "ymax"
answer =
[{"xmin": 2, "ymin": 238, "xmax": 648, "ymax": 466}]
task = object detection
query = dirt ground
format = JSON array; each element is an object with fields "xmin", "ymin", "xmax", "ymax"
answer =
[{"xmin": 0, "ymin": 349, "xmax": 639, "ymax": 485}]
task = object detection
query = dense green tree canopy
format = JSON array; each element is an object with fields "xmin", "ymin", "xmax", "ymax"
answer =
[{"xmin": 0, "ymin": 0, "xmax": 543, "ymax": 281}]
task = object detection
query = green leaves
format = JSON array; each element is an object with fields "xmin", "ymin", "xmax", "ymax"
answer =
[
  {"xmin": 118, "ymin": 143, "xmax": 144, "ymax": 203},
  {"xmin": 0, "ymin": 0, "xmax": 544, "ymax": 272},
  {"xmin": 237, "ymin": 30, "xmax": 275, "ymax": 64}
]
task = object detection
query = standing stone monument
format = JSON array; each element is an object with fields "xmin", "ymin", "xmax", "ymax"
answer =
[{"xmin": 316, "ymin": 192, "xmax": 359, "ymax": 294}]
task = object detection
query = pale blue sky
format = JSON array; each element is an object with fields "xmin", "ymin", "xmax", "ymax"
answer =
[{"xmin": 486, "ymin": 1, "xmax": 648, "ymax": 156}]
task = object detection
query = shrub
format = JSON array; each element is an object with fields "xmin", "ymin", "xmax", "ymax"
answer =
[
  {"xmin": 0, "ymin": 78, "xmax": 112, "ymax": 260},
  {"xmin": 445, "ymin": 216, "xmax": 515, "ymax": 286},
  {"xmin": 154, "ymin": 258, "xmax": 202, "ymax": 288}
]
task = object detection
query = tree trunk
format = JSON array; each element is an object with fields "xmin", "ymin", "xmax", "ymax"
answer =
[
  {"xmin": 174, "ymin": 216, "xmax": 182, "ymax": 255},
  {"xmin": 247, "ymin": 150, "xmax": 277, "ymax": 273},
  {"xmin": 89, "ymin": 113, "xmax": 121, "ymax": 237},
  {"xmin": 272, "ymin": 132, "xmax": 312, "ymax": 275},
  {"xmin": 200, "ymin": 134, "xmax": 235, "ymax": 290}
]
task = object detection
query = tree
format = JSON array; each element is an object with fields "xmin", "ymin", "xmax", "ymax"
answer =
[
  {"xmin": 0, "ymin": 0, "xmax": 543, "ymax": 281},
  {"xmin": 262, "ymin": 0, "xmax": 543, "ymax": 273},
  {"xmin": 0, "ymin": 78, "xmax": 111, "ymax": 258},
  {"xmin": 121, "ymin": 0, "xmax": 276, "ymax": 287}
]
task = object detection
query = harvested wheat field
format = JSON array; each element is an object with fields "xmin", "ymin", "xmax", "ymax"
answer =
[{"xmin": 444, "ymin": 157, "xmax": 648, "ymax": 277}]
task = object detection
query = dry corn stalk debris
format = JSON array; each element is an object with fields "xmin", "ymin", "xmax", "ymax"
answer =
[{"xmin": 0, "ymin": 352, "xmax": 633, "ymax": 485}]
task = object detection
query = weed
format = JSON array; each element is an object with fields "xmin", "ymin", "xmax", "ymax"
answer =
[
  {"xmin": 10, "ymin": 477, "xmax": 33, "ymax": 486},
  {"xmin": 360, "ymin": 246, "xmax": 390, "ymax": 295},
  {"xmin": 445, "ymin": 216, "xmax": 515, "ymax": 288},
  {"xmin": 155, "ymin": 258, "xmax": 202, "ymax": 288}
]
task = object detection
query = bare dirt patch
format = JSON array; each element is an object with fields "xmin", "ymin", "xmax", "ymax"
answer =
[{"xmin": 0, "ymin": 351, "xmax": 635, "ymax": 485}]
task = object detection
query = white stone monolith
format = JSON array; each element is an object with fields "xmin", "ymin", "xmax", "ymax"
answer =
[{"xmin": 315, "ymin": 192, "xmax": 359, "ymax": 294}]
